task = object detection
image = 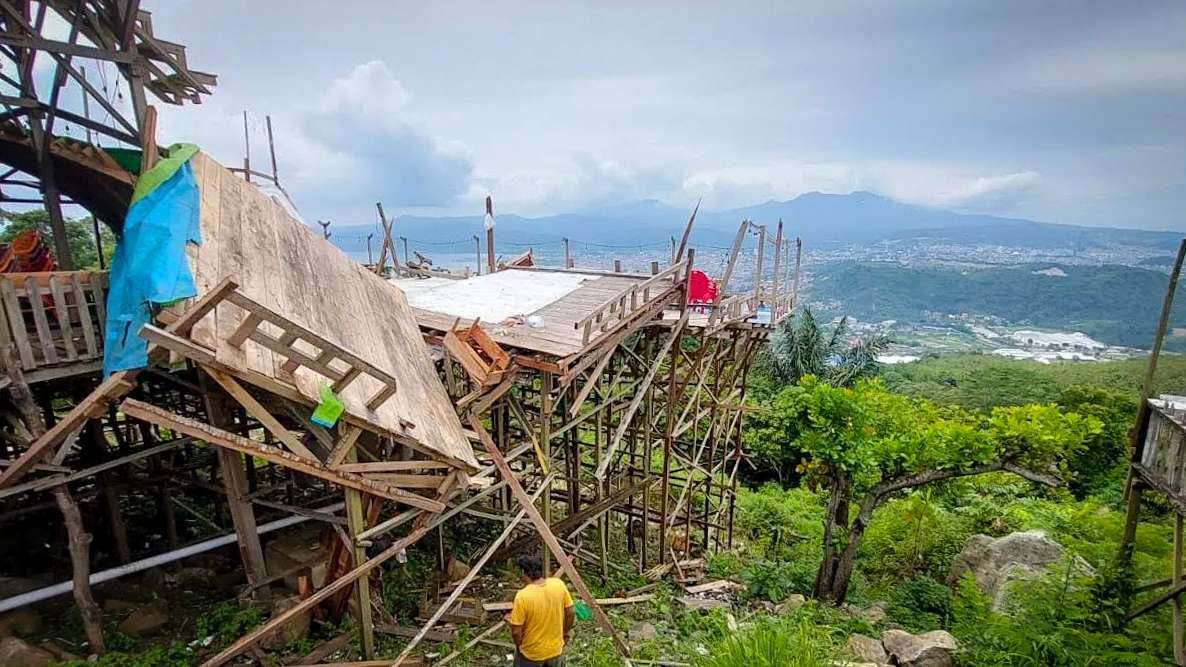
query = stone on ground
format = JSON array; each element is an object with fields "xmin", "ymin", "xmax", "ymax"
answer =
[
  {"xmin": 117, "ymin": 599, "xmax": 170, "ymax": 637},
  {"xmin": 261, "ymin": 595, "xmax": 311, "ymax": 649},
  {"xmin": 846, "ymin": 633, "xmax": 888, "ymax": 664},
  {"xmin": 949, "ymin": 530, "xmax": 1082, "ymax": 610},
  {"xmin": 628, "ymin": 621, "xmax": 658, "ymax": 642},
  {"xmin": 881, "ymin": 629, "xmax": 958, "ymax": 667},
  {"xmin": 0, "ymin": 609, "xmax": 42, "ymax": 637},
  {"xmin": 0, "ymin": 637, "xmax": 56, "ymax": 667}
]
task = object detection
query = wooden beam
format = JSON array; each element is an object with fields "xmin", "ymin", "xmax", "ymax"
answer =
[
  {"xmin": 594, "ymin": 312, "xmax": 689, "ymax": 480},
  {"xmin": 204, "ymin": 366, "xmax": 320, "ymax": 462},
  {"xmin": 199, "ymin": 517, "xmax": 436, "ymax": 667},
  {"xmin": 390, "ymin": 472, "xmax": 554, "ymax": 666},
  {"xmin": 120, "ymin": 400, "xmax": 446, "ymax": 513},
  {"xmin": 468, "ymin": 414, "xmax": 630, "ymax": 659}
]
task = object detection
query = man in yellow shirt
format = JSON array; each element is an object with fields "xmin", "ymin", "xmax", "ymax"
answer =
[{"xmin": 508, "ymin": 553, "xmax": 575, "ymax": 666}]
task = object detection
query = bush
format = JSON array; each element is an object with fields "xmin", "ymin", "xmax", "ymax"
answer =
[
  {"xmin": 886, "ymin": 575, "xmax": 952, "ymax": 633},
  {"xmin": 697, "ymin": 616, "xmax": 834, "ymax": 667}
]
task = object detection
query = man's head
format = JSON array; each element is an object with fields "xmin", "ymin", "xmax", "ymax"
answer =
[{"xmin": 518, "ymin": 553, "xmax": 544, "ymax": 583}]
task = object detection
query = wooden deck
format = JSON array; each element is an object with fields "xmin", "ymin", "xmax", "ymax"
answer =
[
  {"xmin": 179, "ymin": 152, "xmax": 476, "ymax": 468},
  {"xmin": 407, "ymin": 267, "xmax": 683, "ymax": 361}
]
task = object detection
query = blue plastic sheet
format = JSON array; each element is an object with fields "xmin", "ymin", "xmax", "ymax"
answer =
[{"xmin": 103, "ymin": 160, "xmax": 201, "ymax": 376}]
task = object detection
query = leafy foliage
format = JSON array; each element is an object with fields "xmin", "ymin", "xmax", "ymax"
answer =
[
  {"xmin": 762, "ymin": 309, "xmax": 890, "ymax": 389},
  {"xmin": 0, "ymin": 207, "xmax": 114, "ymax": 270},
  {"xmin": 696, "ymin": 616, "xmax": 835, "ymax": 667}
]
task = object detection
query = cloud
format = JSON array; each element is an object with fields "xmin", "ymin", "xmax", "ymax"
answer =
[
  {"xmin": 158, "ymin": 61, "xmax": 473, "ymax": 223},
  {"xmin": 1006, "ymin": 48, "xmax": 1186, "ymax": 93},
  {"xmin": 474, "ymin": 153, "xmax": 682, "ymax": 215}
]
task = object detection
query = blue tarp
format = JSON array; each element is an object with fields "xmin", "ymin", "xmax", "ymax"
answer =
[{"xmin": 103, "ymin": 159, "xmax": 202, "ymax": 376}]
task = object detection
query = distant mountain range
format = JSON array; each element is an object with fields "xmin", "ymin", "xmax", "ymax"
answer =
[{"xmin": 324, "ymin": 191, "xmax": 1183, "ymax": 257}]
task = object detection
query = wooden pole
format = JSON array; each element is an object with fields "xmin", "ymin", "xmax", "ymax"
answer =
[
  {"xmin": 753, "ymin": 223, "xmax": 765, "ymax": 303},
  {"xmin": 673, "ymin": 199, "xmax": 700, "ymax": 265},
  {"xmin": 54, "ymin": 485, "xmax": 106, "ymax": 653},
  {"xmin": 265, "ymin": 115, "xmax": 279, "ymax": 184},
  {"xmin": 367, "ymin": 234, "xmax": 374, "ymax": 265},
  {"xmin": 344, "ymin": 479, "xmax": 375, "ymax": 658},
  {"xmin": 241, "ymin": 109, "xmax": 251, "ymax": 183},
  {"xmin": 771, "ymin": 219, "xmax": 783, "ymax": 316},
  {"xmin": 564, "ymin": 238, "xmax": 571, "ymax": 269},
  {"xmin": 485, "ymin": 196, "xmax": 496, "ymax": 274},
  {"xmin": 468, "ymin": 415, "xmax": 630, "ymax": 659},
  {"xmin": 139, "ymin": 105, "xmax": 158, "ymax": 174},
  {"xmin": 792, "ymin": 237, "xmax": 802, "ymax": 305},
  {"xmin": 392, "ymin": 473, "xmax": 554, "ymax": 666},
  {"xmin": 474, "ymin": 235, "xmax": 481, "ymax": 276},
  {"xmin": 1175, "ymin": 513, "xmax": 1184, "ymax": 665},
  {"xmin": 1119, "ymin": 238, "xmax": 1186, "ymax": 566},
  {"xmin": 401, "ymin": 237, "xmax": 409, "ymax": 266}
]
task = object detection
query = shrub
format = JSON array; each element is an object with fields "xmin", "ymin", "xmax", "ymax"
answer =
[
  {"xmin": 886, "ymin": 574, "xmax": 951, "ymax": 633},
  {"xmin": 697, "ymin": 616, "xmax": 834, "ymax": 667}
]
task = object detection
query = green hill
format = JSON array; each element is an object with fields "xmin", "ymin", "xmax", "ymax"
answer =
[
  {"xmin": 881, "ymin": 353, "xmax": 1186, "ymax": 411},
  {"xmin": 810, "ymin": 261, "xmax": 1186, "ymax": 349}
]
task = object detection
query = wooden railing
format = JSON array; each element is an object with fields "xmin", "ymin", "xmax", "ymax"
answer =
[
  {"xmin": 573, "ymin": 260, "xmax": 687, "ymax": 344},
  {"xmin": 0, "ymin": 271, "xmax": 108, "ymax": 376},
  {"xmin": 1141, "ymin": 400, "xmax": 1186, "ymax": 507}
]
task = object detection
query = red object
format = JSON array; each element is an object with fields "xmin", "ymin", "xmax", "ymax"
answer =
[{"xmin": 688, "ymin": 269, "xmax": 717, "ymax": 306}]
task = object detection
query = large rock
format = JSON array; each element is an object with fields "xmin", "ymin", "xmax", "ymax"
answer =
[
  {"xmin": 949, "ymin": 531, "xmax": 1074, "ymax": 610},
  {"xmin": 846, "ymin": 634, "xmax": 888, "ymax": 664},
  {"xmin": 117, "ymin": 599, "xmax": 169, "ymax": 637},
  {"xmin": 881, "ymin": 629, "xmax": 958, "ymax": 667},
  {"xmin": 261, "ymin": 595, "xmax": 311, "ymax": 650},
  {"xmin": 628, "ymin": 621, "xmax": 658, "ymax": 642},
  {"xmin": 0, "ymin": 609, "xmax": 41, "ymax": 637},
  {"xmin": 0, "ymin": 637, "xmax": 55, "ymax": 667}
]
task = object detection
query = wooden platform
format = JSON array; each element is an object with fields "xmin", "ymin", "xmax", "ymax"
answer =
[
  {"xmin": 179, "ymin": 152, "xmax": 476, "ymax": 469},
  {"xmin": 406, "ymin": 267, "xmax": 683, "ymax": 361}
]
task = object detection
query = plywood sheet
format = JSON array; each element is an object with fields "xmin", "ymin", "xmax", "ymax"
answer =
[{"xmin": 185, "ymin": 152, "xmax": 476, "ymax": 469}]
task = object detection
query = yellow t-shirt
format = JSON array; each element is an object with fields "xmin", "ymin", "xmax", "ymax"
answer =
[{"xmin": 508, "ymin": 578, "xmax": 574, "ymax": 661}]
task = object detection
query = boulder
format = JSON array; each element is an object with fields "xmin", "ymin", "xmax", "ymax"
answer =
[
  {"xmin": 0, "ymin": 637, "xmax": 55, "ymax": 667},
  {"xmin": 174, "ymin": 566, "xmax": 218, "ymax": 590},
  {"xmin": 777, "ymin": 593, "xmax": 807, "ymax": 614},
  {"xmin": 881, "ymin": 629, "xmax": 957, "ymax": 667},
  {"xmin": 0, "ymin": 609, "xmax": 42, "ymax": 637},
  {"xmin": 628, "ymin": 621, "xmax": 658, "ymax": 642},
  {"xmin": 949, "ymin": 531, "xmax": 1078, "ymax": 610},
  {"xmin": 846, "ymin": 634, "xmax": 888, "ymax": 664},
  {"xmin": 445, "ymin": 556, "xmax": 471, "ymax": 582},
  {"xmin": 117, "ymin": 599, "xmax": 169, "ymax": 637},
  {"xmin": 260, "ymin": 595, "xmax": 311, "ymax": 649}
]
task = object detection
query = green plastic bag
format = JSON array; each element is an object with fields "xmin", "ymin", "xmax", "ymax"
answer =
[
  {"xmin": 574, "ymin": 600, "xmax": 591, "ymax": 621},
  {"xmin": 311, "ymin": 382, "xmax": 344, "ymax": 428}
]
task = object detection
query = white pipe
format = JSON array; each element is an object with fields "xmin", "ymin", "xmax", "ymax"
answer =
[{"xmin": 0, "ymin": 502, "xmax": 344, "ymax": 613}]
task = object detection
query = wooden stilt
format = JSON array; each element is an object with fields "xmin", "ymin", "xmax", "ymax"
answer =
[
  {"xmin": 469, "ymin": 415, "xmax": 630, "ymax": 659},
  {"xmin": 344, "ymin": 481, "xmax": 375, "ymax": 659}
]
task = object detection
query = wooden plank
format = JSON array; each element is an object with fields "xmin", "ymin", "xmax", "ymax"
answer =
[
  {"xmin": 204, "ymin": 366, "xmax": 320, "ymax": 462},
  {"xmin": 48, "ymin": 275, "xmax": 78, "ymax": 360},
  {"xmin": 70, "ymin": 273, "xmax": 98, "ymax": 357},
  {"xmin": 363, "ymin": 473, "xmax": 448, "ymax": 489},
  {"xmin": 0, "ymin": 277, "xmax": 35, "ymax": 369},
  {"xmin": 89, "ymin": 271, "xmax": 106, "ymax": 338},
  {"xmin": 120, "ymin": 399, "xmax": 446, "ymax": 513},
  {"xmin": 227, "ymin": 312, "xmax": 262, "ymax": 348},
  {"xmin": 336, "ymin": 460, "xmax": 452, "ymax": 473},
  {"xmin": 25, "ymin": 277, "xmax": 58, "ymax": 365},
  {"xmin": 468, "ymin": 414, "xmax": 630, "ymax": 659},
  {"xmin": 326, "ymin": 426, "xmax": 363, "ymax": 468}
]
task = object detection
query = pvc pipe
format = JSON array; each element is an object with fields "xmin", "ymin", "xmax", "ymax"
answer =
[{"xmin": 0, "ymin": 502, "xmax": 344, "ymax": 613}]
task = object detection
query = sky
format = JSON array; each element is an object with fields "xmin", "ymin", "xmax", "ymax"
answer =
[{"xmin": 133, "ymin": 1, "xmax": 1186, "ymax": 229}]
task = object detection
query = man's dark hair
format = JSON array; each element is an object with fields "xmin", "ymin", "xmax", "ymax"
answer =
[{"xmin": 518, "ymin": 553, "xmax": 543, "ymax": 579}]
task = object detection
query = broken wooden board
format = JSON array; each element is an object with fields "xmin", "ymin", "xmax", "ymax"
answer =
[{"xmin": 180, "ymin": 152, "xmax": 475, "ymax": 469}]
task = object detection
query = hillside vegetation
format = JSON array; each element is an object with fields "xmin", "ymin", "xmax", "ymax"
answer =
[
  {"xmin": 810, "ymin": 261, "xmax": 1186, "ymax": 349},
  {"xmin": 881, "ymin": 353, "xmax": 1186, "ymax": 411}
]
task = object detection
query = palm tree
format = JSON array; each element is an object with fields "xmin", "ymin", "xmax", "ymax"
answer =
[{"xmin": 764, "ymin": 308, "xmax": 890, "ymax": 388}]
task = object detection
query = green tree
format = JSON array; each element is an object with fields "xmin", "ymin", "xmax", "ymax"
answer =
[
  {"xmin": 0, "ymin": 208, "xmax": 114, "ymax": 270},
  {"xmin": 1056, "ymin": 385, "xmax": 1134, "ymax": 499},
  {"xmin": 763, "ymin": 309, "xmax": 890, "ymax": 388},
  {"xmin": 745, "ymin": 377, "xmax": 1100, "ymax": 603}
]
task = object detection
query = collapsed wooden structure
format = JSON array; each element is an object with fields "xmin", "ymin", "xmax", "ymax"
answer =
[
  {"xmin": 1118, "ymin": 240, "xmax": 1186, "ymax": 666},
  {"xmin": 0, "ymin": 3, "xmax": 801, "ymax": 664}
]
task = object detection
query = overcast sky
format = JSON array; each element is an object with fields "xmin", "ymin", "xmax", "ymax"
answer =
[{"xmin": 141, "ymin": 1, "xmax": 1186, "ymax": 229}]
